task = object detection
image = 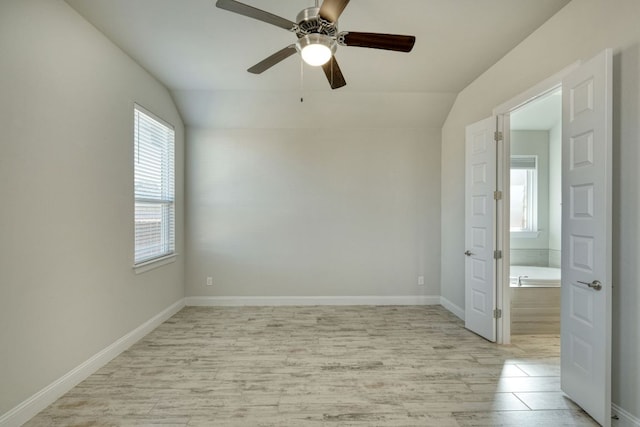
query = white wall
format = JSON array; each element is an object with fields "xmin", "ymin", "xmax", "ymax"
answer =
[
  {"xmin": 441, "ymin": 0, "xmax": 640, "ymax": 418},
  {"xmin": 186, "ymin": 127, "xmax": 441, "ymax": 299},
  {"xmin": 0, "ymin": 0, "xmax": 184, "ymax": 416}
]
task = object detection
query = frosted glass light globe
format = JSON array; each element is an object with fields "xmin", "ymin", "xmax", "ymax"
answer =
[
  {"xmin": 301, "ymin": 43, "xmax": 332, "ymax": 66},
  {"xmin": 296, "ymin": 34, "xmax": 337, "ymax": 67}
]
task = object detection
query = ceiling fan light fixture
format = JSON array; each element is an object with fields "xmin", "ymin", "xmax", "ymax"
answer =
[
  {"xmin": 216, "ymin": 0, "xmax": 416, "ymax": 89},
  {"xmin": 296, "ymin": 34, "xmax": 336, "ymax": 66}
]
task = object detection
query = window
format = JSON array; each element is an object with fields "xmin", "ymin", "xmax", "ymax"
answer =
[
  {"xmin": 134, "ymin": 105, "xmax": 175, "ymax": 265},
  {"xmin": 510, "ymin": 155, "xmax": 537, "ymax": 233}
]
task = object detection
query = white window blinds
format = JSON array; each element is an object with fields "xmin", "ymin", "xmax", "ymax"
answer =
[
  {"xmin": 510, "ymin": 155, "xmax": 537, "ymax": 169},
  {"xmin": 134, "ymin": 105, "xmax": 175, "ymax": 265}
]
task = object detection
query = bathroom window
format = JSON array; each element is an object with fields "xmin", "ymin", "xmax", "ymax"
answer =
[{"xmin": 510, "ymin": 155, "xmax": 537, "ymax": 234}]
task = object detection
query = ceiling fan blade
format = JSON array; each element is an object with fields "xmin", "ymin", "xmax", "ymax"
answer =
[
  {"xmin": 247, "ymin": 45, "xmax": 297, "ymax": 74},
  {"xmin": 321, "ymin": 56, "xmax": 347, "ymax": 90},
  {"xmin": 318, "ymin": 0, "xmax": 350, "ymax": 23},
  {"xmin": 339, "ymin": 32, "xmax": 416, "ymax": 52},
  {"xmin": 215, "ymin": 0, "xmax": 296, "ymax": 31}
]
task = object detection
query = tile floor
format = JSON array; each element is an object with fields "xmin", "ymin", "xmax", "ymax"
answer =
[{"xmin": 25, "ymin": 305, "xmax": 601, "ymax": 426}]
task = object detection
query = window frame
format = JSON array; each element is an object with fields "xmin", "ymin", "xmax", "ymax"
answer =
[
  {"xmin": 133, "ymin": 104, "xmax": 176, "ymax": 271},
  {"xmin": 510, "ymin": 155, "xmax": 538, "ymax": 237}
]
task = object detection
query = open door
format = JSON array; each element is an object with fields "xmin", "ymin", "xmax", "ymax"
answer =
[
  {"xmin": 465, "ymin": 117, "xmax": 498, "ymax": 342},
  {"xmin": 561, "ymin": 49, "xmax": 612, "ymax": 426}
]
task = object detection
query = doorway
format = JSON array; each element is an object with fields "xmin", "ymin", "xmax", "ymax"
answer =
[
  {"xmin": 464, "ymin": 49, "xmax": 613, "ymax": 425},
  {"xmin": 483, "ymin": 49, "xmax": 612, "ymax": 426},
  {"xmin": 508, "ymin": 89, "xmax": 562, "ymax": 336}
]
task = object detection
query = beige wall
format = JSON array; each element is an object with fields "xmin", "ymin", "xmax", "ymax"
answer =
[
  {"xmin": 186, "ymin": 127, "xmax": 441, "ymax": 299},
  {"xmin": 0, "ymin": 0, "xmax": 184, "ymax": 415},
  {"xmin": 441, "ymin": 0, "xmax": 640, "ymax": 417}
]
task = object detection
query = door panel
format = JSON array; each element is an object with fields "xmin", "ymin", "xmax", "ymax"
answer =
[
  {"xmin": 465, "ymin": 117, "xmax": 497, "ymax": 342},
  {"xmin": 561, "ymin": 48, "xmax": 612, "ymax": 427}
]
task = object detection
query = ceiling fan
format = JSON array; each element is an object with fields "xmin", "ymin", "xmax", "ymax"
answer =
[{"xmin": 215, "ymin": 0, "xmax": 416, "ymax": 89}]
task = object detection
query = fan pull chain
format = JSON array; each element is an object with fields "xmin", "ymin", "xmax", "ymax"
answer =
[{"xmin": 300, "ymin": 57, "xmax": 304, "ymax": 103}]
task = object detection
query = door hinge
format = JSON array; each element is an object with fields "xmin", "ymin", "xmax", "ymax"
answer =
[
  {"xmin": 493, "ymin": 250, "xmax": 502, "ymax": 259},
  {"xmin": 494, "ymin": 130, "xmax": 503, "ymax": 142},
  {"xmin": 493, "ymin": 308, "xmax": 502, "ymax": 319},
  {"xmin": 493, "ymin": 190, "xmax": 503, "ymax": 200}
]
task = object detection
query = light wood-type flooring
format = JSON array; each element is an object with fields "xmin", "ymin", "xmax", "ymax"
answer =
[{"xmin": 26, "ymin": 305, "xmax": 599, "ymax": 426}]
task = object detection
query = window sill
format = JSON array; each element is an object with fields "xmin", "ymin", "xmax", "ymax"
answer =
[
  {"xmin": 511, "ymin": 231, "xmax": 541, "ymax": 239},
  {"xmin": 133, "ymin": 253, "xmax": 178, "ymax": 274}
]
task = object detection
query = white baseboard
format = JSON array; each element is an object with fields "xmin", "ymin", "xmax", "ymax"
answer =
[
  {"xmin": 613, "ymin": 404, "xmax": 640, "ymax": 427},
  {"xmin": 0, "ymin": 299, "xmax": 185, "ymax": 427},
  {"xmin": 439, "ymin": 296, "xmax": 465, "ymax": 320},
  {"xmin": 185, "ymin": 295, "xmax": 441, "ymax": 307}
]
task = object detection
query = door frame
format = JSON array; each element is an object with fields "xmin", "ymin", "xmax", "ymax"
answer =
[{"xmin": 492, "ymin": 61, "xmax": 580, "ymax": 344}]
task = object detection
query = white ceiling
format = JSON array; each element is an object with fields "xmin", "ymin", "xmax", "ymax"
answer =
[{"xmin": 65, "ymin": 0, "xmax": 571, "ymax": 129}]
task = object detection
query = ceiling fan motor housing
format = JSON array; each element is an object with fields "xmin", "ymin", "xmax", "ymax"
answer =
[{"xmin": 295, "ymin": 7, "xmax": 337, "ymax": 37}]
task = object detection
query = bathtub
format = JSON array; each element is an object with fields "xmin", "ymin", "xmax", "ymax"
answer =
[
  {"xmin": 510, "ymin": 265, "xmax": 561, "ymax": 334},
  {"xmin": 509, "ymin": 265, "xmax": 561, "ymax": 287}
]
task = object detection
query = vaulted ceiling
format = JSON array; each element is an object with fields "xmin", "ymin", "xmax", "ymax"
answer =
[{"xmin": 66, "ymin": 0, "xmax": 571, "ymax": 129}]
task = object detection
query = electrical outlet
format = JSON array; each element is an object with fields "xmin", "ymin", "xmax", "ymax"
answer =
[
  {"xmin": 418, "ymin": 275, "xmax": 425, "ymax": 286},
  {"xmin": 206, "ymin": 276, "xmax": 213, "ymax": 286}
]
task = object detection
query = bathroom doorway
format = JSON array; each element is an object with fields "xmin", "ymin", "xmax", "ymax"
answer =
[
  {"xmin": 469, "ymin": 49, "xmax": 613, "ymax": 425},
  {"xmin": 508, "ymin": 89, "xmax": 562, "ymax": 335}
]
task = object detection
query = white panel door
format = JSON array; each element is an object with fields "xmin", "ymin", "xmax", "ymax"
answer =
[
  {"xmin": 465, "ymin": 117, "xmax": 497, "ymax": 342},
  {"xmin": 561, "ymin": 49, "xmax": 612, "ymax": 426}
]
